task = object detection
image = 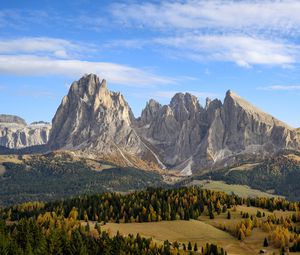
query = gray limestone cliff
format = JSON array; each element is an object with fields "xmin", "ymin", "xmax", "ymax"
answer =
[
  {"xmin": 137, "ymin": 90, "xmax": 300, "ymax": 174},
  {"xmin": 48, "ymin": 74, "xmax": 162, "ymax": 168},
  {"xmin": 0, "ymin": 115, "xmax": 51, "ymax": 149},
  {"xmin": 47, "ymin": 74, "xmax": 300, "ymax": 174}
]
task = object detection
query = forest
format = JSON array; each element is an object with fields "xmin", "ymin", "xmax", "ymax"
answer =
[
  {"xmin": 0, "ymin": 154, "xmax": 165, "ymax": 207},
  {"xmin": 2, "ymin": 186, "xmax": 300, "ymax": 254},
  {"xmin": 200, "ymin": 155, "xmax": 300, "ymax": 200}
]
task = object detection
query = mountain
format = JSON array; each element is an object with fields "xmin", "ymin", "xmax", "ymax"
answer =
[
  {"xmin": 136, "ymin": 93, "xmax": 206, "ymax": 172},
  {"xmin": 48, "ymin": 74, "xmax": 162, "ymax": 170},
  {"xmin": 137, "ymin": 90, "xmax": 300, "ymax": 174},
  {"xmin": 191, "ymin": 90, "xmax": 300, "ymax": 172},
  {"xmin": 0, "ymin": 114, "xmax": 51, "ymax": 149},
  {"xmin": 47, "ymin": 74, "xmax": 300, "ymax": 174}
]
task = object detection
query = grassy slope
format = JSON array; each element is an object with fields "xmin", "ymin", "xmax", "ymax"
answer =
[
  {"xmin": 0, "ymin": 154, "xmax": 165, "ymax": 207},
  {"xmin": 188, "ymin": 180, "xmax": 283, "ymax": 198},
  {"xmin": 100, "ymin": 205, "xmax": 300, "ymax": 255},
  {"xmin": 199, "ymin": 154, "xmax": 300, "ymax": 200}
]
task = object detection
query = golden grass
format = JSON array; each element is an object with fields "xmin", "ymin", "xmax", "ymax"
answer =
[
  {"xmin": 0, "ymin": 155, "xmax": 23, "ymax": 164},
  {"xmin": 189, "ymin": 180, "xmax": 282, "ymax": 198},
  {"xmin": 101, "ymin": 219, "xmax": 279, "ymax": 255},
  {"xmin": 98, "ymin": 205, "xmax": 300, "ymax": 255},
  {"xmin": 286, "ymin": 154, "xmax": 300, "ymax": 162}
]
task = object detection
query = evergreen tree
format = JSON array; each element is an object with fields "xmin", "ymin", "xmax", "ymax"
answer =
[
  {"xmin": 227, "ymin": 211, "xmax": 231, "ymax": 219},
  {"xmin": 263, "ymin": 237, "xmax": 269, "ymax": 247},
  {"xmin": 188, "ymin": 241, "xmax": 192, "ymax": 251},
  {"xmin": 194, "ymin": 243, "xmax": 198, "ymax": 251}
]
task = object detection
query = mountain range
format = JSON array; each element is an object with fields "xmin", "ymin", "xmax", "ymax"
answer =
[{"xmin": 1, "ymin": 73, "xmax": 300, "ymax": 175}]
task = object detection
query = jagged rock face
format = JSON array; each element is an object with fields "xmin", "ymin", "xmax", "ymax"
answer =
[
  {"xmin": 139, "ymin": 99, "xmax": 161, "ymax": 126},
  {"xmin": 138, "ymin": 90, "xmax": 300, "ymax": 173},
  {"xmin": 192, "ymin": 91, "xmax": 300, "ymax": 171},
  {"xmin": 0, "ymin": 115, "xmax": 51, "ymax": 149},
  {"xmin": 48, "ymin": 74, "xmax": 159, "ymax": 169},
  {"xmin": 48, "ymin": 74, "xmax": 300, "ymax": 174},
  {"xmin": 136, "ymin": 93, "xmax": 205, "ymax": 166}
]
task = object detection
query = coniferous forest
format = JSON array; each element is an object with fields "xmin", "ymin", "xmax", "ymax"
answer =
[{"xmin": 2, "ymin": 186, "xmax": 300, "ymax": 254}]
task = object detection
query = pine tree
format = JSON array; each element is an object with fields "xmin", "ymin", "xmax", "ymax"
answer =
[
  {"xmin": 188, "ymin": 241, "xmax": 192, "ymax": 251},
  {"xmin": 25, "ymin": 241, "xmax": 34, "ymax": 255},
  {"xmin": 163, "ymin": 240, "xmax": 170, "ymax": 254},
  {"xmin": 194, "ymin": 243, "xmax": 198, "ymax": 251},
  {"xmin": 263, "ymin": 237, "xmax": 269, "ymax": 247},
  {"xmin": 227, "ymin": 211, "xmax": 231, "ymax": 219}
]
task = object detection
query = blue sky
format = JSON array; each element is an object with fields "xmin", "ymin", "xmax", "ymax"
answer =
[{"xmin": 1, "ymin": 0, "xmax": 300, "ymax": 127}]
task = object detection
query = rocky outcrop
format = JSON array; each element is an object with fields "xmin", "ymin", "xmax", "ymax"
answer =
[
  {"xmin": 136, "ymin": 93, "xmax": 205, "ymax": 167},
  {"xmin": 191, "ymin": 91, "xmax": 300, "ymax": 172},
  {"xmin": 47, "ymin": 74, "xmax": 300, "ymax": 174},
  {"xmin": 137, "ymin": 90, "xmax": 300, "ymax": 174},
  {"xmin": 0, "ymin": 115, "xmax": 51, "ymax": 149},
  {"xmin": 0, "ymin": 114, "xmax": 27, "ymax": 126},
  {"xmin": 48, "ymin": 74, "xmax": 162, "ymax": 169}
]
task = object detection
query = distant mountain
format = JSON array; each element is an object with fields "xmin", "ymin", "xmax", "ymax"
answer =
[
  {"xmin": 46, "ymin": 74, "xmax": 300, "ymax": 174},
  {"xmin": 0, "ymin": 114, "xmax": 27, "ymax": 126},
  {"xmin": 0, "ymin": 114, "xmax": 51, "ymax": 149}
]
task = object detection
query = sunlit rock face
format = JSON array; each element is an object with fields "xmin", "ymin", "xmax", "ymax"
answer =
[
  {"xmin": 47, "ymin": 74, "xmax": 300, "ymax": 174},
  {"xmin": 0, "ymin": 114, "xmax": 51, "ymax": 148}
]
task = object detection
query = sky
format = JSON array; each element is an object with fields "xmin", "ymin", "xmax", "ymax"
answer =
[{"xmin": 1, "ymin": 0, "xmax": 300, "ymax": 127}]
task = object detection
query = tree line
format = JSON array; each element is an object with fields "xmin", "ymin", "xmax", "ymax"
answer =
[{"xmin": 2, "ymin": 187, "xmax": 297, "ymax": 224}]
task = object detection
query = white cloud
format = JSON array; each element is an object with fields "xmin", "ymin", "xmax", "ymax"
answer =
[
  {"xmin": 0, "ymin": 37, "xmax": 90, "ymax": 59},
  {"xmin": 0, "ymin": 37, "xmax": 175, "ymax": 86},
  {"xmin": 154, "ymin": 35, "xmax": 297, "ymax": 67},
  {"xmin": 108, "ymin": 1, "xmax": 300, "ymax": 67},
  {"xmin": 0, "ymin": 55, "xmax": 175, "ymax": 86},
  {"xmin": 258, "ymin": 85, "xmax": 300, "ymax": 91},
  {"xmin": 110, "ymin": 1, "xmax": 300, "ymax": 35}
]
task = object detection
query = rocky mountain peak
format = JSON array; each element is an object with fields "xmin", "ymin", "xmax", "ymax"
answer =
[
  {"xmin": 0, "ymin": 114, "xmax": 27, "ymax": 126},
  {"xmin": 140, "ymin": 99, "xmax": 162, "ymax": 125},
  {"xmin": 40, "ymin": 75, "xmax": 300, "ymax": 173},
  {"xmin": 169, "ymin": 92, "xmax": 202, "ymax": 123},
  {"xmin": 47, "ymin": 74, "xmax": 162, "ymax": 169}
]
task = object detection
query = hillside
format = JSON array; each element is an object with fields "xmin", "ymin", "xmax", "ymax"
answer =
[
  {"xmin": 0, "ymin": 153, "xmax": 165, "ymax": 207},
  {"xmin": 197, "ymin": 153, "xmax": 300, "ymax": 200},
  {"xmin": 1, "ymin": 187, "xmax": 300, "ymax": 254}
]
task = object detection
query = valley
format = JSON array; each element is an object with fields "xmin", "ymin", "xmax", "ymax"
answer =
[
  {"xmin": 2, "ymin": 186, "xmax": 300, "ymax": 254},
  {"xmin": 3, "ymin": 0, "xmax": 300, "ymax": 254}
]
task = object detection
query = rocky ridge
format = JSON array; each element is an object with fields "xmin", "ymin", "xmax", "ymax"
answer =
[
  {"xmin": 0, "ymin": 114, "xmax": 51, "ymax": 149},
  {"xmin": 47, "ymin": 74, "xmax": 300, "ymax": 174}
]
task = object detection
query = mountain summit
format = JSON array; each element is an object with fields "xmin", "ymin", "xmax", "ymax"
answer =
[
  {"xmin": 5, "ymin": 74, "xmax": 300, "ymax": 174},
  {"xmin": 48, "ymin": 74, "xmax": 163, "ymax": 169}
]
